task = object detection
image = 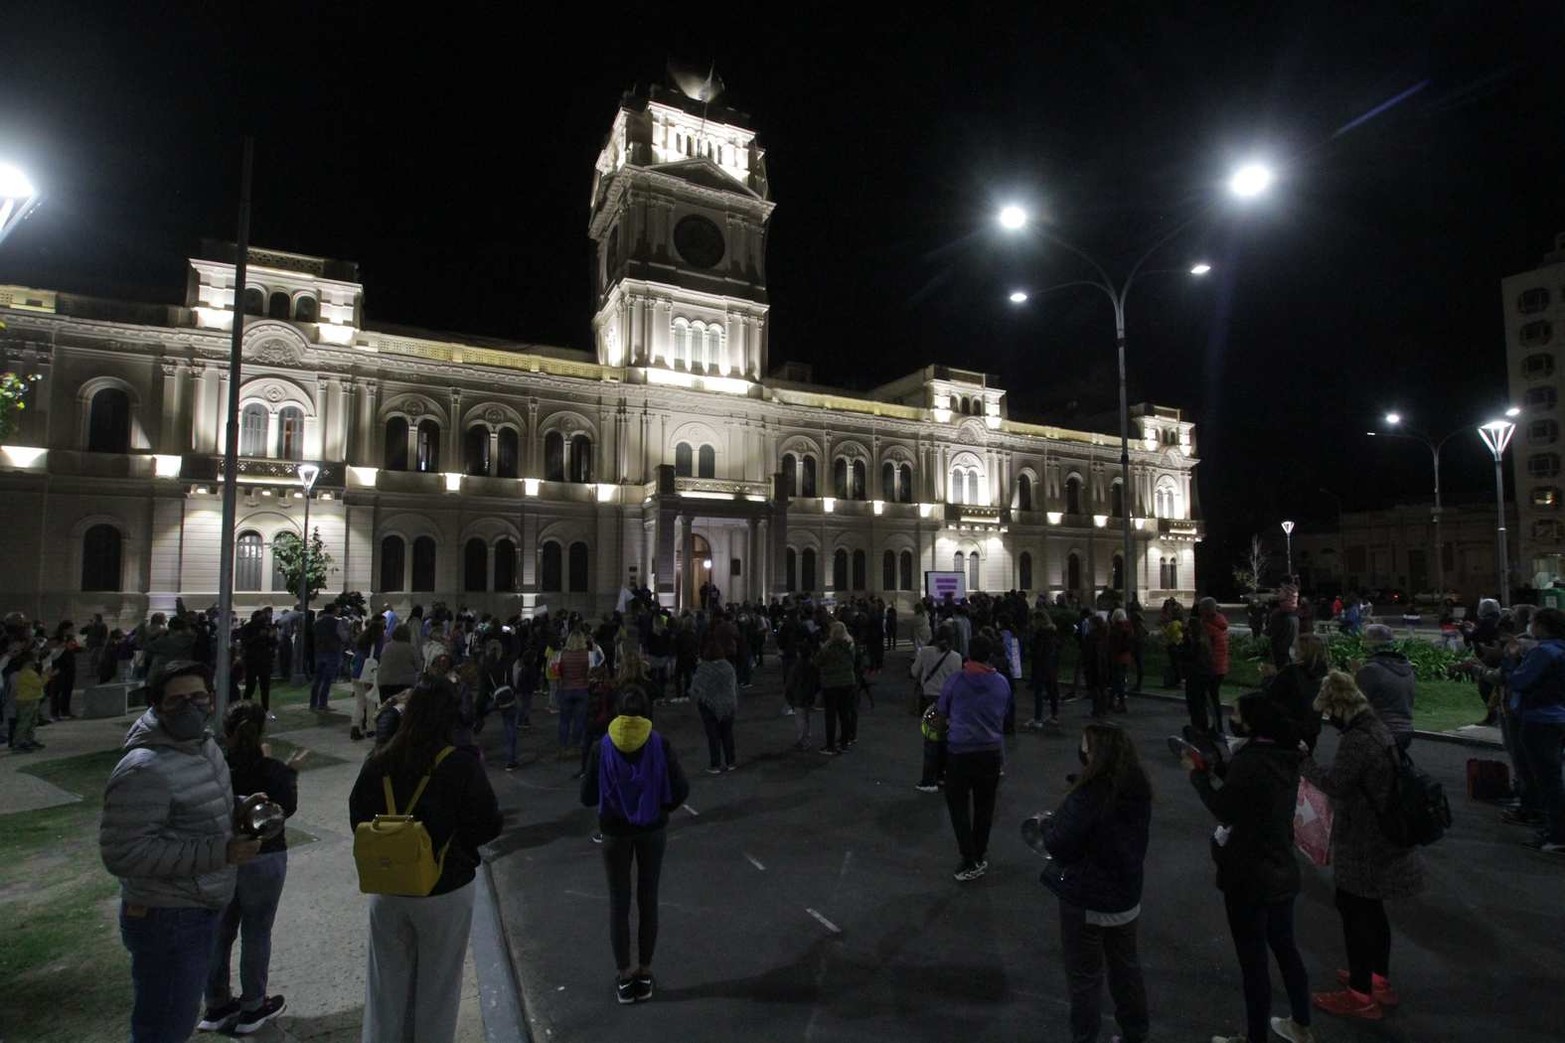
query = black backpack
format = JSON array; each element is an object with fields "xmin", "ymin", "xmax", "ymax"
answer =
[{"xmin": 1376, "ymin": 745, "xmax": 1451, "ymax": 847}]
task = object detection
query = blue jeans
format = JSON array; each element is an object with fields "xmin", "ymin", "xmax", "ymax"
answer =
[
  {"xmin": 1519, "ymin": 719, "xmax": 1565, "ymax": 843},
  {"xmin": 558, "ymin": 687, "xmax": 588, "ymax": 748},
  {"xmin": 500, "ymin": 706, "xmax": 520, "ymax": 765},
  {"xmin": 311, "ymin": 653, "xmax": 340, "ymax": 708},
  {"xmin": 207, "ymin": 851, "xmax": 288, "ymax": 1011},
  {"xmin": 1224, "ymin": 894, "xmax": 1310, "ymax": 1042},
  {"xmin": 120, "ymin": 903, "xmax": 222, "ymax": 1043}
]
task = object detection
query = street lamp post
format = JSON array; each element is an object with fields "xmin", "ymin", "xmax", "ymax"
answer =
[
  {"xmin": 1369, "ymin": 415, "xmax": 1463, "ymax": 598},
  {"xmin": 1477, "ymin": 420, "xmax": 1516, "ymax": 608},
  {"xmin": 1281, "ymin": 520, "xmax": 1295, "ymax": 580},
  {"xmin": 291, "ymin": 463, "xmax": 321, "ymax": 684}
]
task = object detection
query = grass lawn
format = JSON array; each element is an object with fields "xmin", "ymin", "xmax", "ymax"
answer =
[
  {"xmin": 0, "ymin": 735, "xmax": 338, "ymax": 1043},
  {"xmin": 1053, "ymin": 641, "xmax": 1486, "ymax": 733}
]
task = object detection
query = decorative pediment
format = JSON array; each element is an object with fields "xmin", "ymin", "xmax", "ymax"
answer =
[
  {"xmin": 240, "ymin": 321, "xmax": 308, "ymax": 366},
  {"xmin": 651, "ymin": 158, "xmax": 763, "ymax": 201}
]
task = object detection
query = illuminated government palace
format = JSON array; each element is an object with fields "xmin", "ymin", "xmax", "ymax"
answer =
[{"xmin": 0, "ymin": 84, "xmax": 1203, "ymax": 623}]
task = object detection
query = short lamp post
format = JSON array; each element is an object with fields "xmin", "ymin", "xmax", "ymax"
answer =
[
  {"xmin": 1280, "ymin": 520, "xmax": 1295, "ymax": 582},
  {"xmin": 291, "ymin": 463, "xmax": 321, "ymax": 684},
  {"xmin": 1477, "ymin": 420, "xmax": 1516, "ymax": 608}
]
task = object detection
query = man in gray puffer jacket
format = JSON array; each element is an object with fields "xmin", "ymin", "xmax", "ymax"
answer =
[
  {"xmin": 100, "ymin": 661, "xmax": 261, "ymax": 1043},
  {"xmin": 1355, "ymin": 624, "xmax": 1417, "ymax": 749}
]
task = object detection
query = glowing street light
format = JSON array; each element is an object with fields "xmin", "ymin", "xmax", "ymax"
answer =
[
  {"xmin": 1228, "ymin": 162, "xmax": 1274, "ymax": 199},
  {"xmin": 1189, "ymin": 262, "xmax": 1212, "ymax": 276},
  {"xmin": 291, "ymin": 462, "xmax": 322, "ymax": 685},
  {"xmin": 0, "ymin": 161, "xmax": 40, "ymax": 249},
  {"xmin": 1008, "ymin": 290, "xmax": 1029, "ymax": 304},
  {"xmin": 1280, "ymin": 520, "xmax": 1295, "ymax": 580},
  {"xmin": 998, "ymin": 205, "xmax": 1027, "ymax": 230},
  {"xmin": 1506, "ymin": 406, "xmax": 1521, "ymax": 417},
  {"xmin": 1477, "ymin": 419, "xmax": 1517, "ymax": 607},
  {"xmin": 1384, "ymin": 412, "xmax": 1402, "ymax": 426}
]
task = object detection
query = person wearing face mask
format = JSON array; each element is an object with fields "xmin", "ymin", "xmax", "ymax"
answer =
[
  {"xmin": 100, "ymin": 661, "xmax": 263, "ymax": 1043},
  {"xmin": 1033, "ymin": 722, "xmax": 1152, "ymax": 1043},
  {"xmin": 1299, "ymin": 671, "xmax": 1425, "ymax": 1022}
]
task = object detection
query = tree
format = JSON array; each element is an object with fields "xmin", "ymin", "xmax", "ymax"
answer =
[
  {"xmin": 272, "ymin": 528, "xmax": 335, "ymax": 606},
  {"xmin": 1233, "ymin": 533, "xmax": 1269, "ymax": 595}
]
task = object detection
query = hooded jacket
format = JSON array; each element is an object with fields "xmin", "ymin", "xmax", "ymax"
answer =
[
  {"xmin": 1355, "ymin": 649, "xmax": 1416, "ymax": 736},
  {"xmin": 1042, "ymin": 775, "xmax": 1152, "ymax": 915},
  {"xmin": 690, "ymin": 657, "xmax": 738, "ymax": 719},
  {"xmin": 99, "ymin": 709, "xmax": 237, "ymax": 909},
  {"xmin": 580, "ymin": 716, "xmax": 690, "ymax": 837},
  {"xmin": 1190, "ymin": 740, "xmax": 1302, "ymax": 904}
]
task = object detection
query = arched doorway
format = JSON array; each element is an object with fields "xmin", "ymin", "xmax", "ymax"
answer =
[{"xmin": 681, "ymin": 532, "xmax": 714, "ymax": 610}]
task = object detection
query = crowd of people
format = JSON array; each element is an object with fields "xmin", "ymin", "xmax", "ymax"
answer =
[{"xmin": 0, "ymin": 576, "xmax": 1551, "ymax": 1043}]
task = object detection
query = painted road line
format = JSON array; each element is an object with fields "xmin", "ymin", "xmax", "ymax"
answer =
[
  {"xmin": 744, "ymin": 852, "xmax": 766, "ymax": 871},
  {"xmin": 805, "ymin": 908, "xmax": 841, "ymax": 934},
  {"xmin": 682, "ymin": 803, "xmax": 700, "ymax": 816}
]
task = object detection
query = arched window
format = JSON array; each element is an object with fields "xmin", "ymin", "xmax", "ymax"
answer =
[
  {"xmin": 81, "ymin": 524, "xmax": 123, "ymax": 591},
  {"xmin": 883, "ymin": 550, "xmax": 896, "ymax": 591},
  {"xmin": 801, "ymin": 548, "xmax": 817, "ymax": 592},
  {"xmin": 833, "ymin": 458, "xmax": 849, "ymax": 499},
  {"xmin": 781, "ymin": 454, "xmax": 797, "ymax": 498},
  {"xmin": 899, "ymin": 550, "xmax": 913, "ymax": 591},
  {"xmin": 411, "ymin": 536, "xmax": 437, "ymax": 592},
  {"xmin": 1017, "ymin": 474, "xmax": 1033, "ymax": 512},
  {"xmin": 540, "ymin": 541, "xmax": 563, "ymax": 592},
  {"xmin": 785, "ymin": 548, "xmax": 798, "ymax": 592},
  {"xmin": 267, "ymin": 292, "xmax": 291, "ymax": 319},
  {"xmin": 833, "ymin": 549, "xmax": 849, "ymax": 591},
  {"xmin": 464, "ymin": 424, "xmax": 491, "ymax": 476},
  {"xmin": 415, "ymin": 420, "xmax": 440, "ymax": 473},
  {"xmin": 293, "ymin": 295, "xmax": 317, "ymax": 322},
  {"xmin": 276, "ymin": 406, "xmax": 304, "ymax": 460},
  {"xmin": 1155, "ymin": 480, "xmax": 1178, "ymax": 519},
  {"xmin": 697, "ymin": 444, "xmax": 716, "ymax": 478},
  {"xmin": 568, "ymin": 435, "xmax": 593, "ymax": 483},
  {"xmin": 497, "ymin": 428, "xmax": 520, "ymax": 478},
  {"xmin": 950, "ymin": 468, "xmax": 965, "ymax": 505},
  {"xmin": 801, "ymin": 456, "xmax": 818, "ymax": 498},
  {"xmin": 494, "ymin": 539, "xmax": 516, "ymax": 591},
  {"xmin": 235, "ymin": 531, "xmax": 263, "ymax": 591},
  {"xmin": 967, "ymin": 551, "xmax": 980, "ymax": 592},
  {"xmin": 86, "ymin": 387, "xmax": 131, "ymax": 453},
  {"xmin": 544, "ymin": 431, "xmax": 565, "ymax": 481},
  {"xmin": 239, "ymin": 403, "xmax": 268, "ymax": 457},
  {"xmin": 672, "ymin": 320, "xmax": 692, "ymax": 368},
  {"xmin": 243, "ymin": 288, "xmax": 264, "ymax": 316},
  {"xmin": 675, "ymin": 442, "xmax": 694, "ymax": 477},
  {"xmin": 850, "ymin": 460, "xmax": 866, "ymax": 500},
  {"xmin": 1110, "ymin": 481, "xmax": 1125, "ymax": 517},
  {"xmin": 1067, "ymin": 552, "xmax": 1082, "ymax": 592},
  {"xmin": 953, "ymin": 550, "xmax": 965, "ymax": 575},
  {"xmin": 270, "ymin": 539, "xmax": 289, "ymax": 592},
  {"xmin": 568, "ymin": 541, "xmax": 589, "ymax": 592},
  {"xmin": 463, "ymin": 538, "xmax": 488, "ymax": 592},
  {"xmin": 1019, "ymin": 551, "xmax": 1033, "ymax": 591},
  {"xmin": 1111, "ymin": 554, "xmax": 1125, "ymax": 591},
  {"xmin": 968, "ymin": 472, "xmax": 980, "ymax": 506},
  {"xmin": 1066, "ymin": 475, "xmax": 1084, "ymax": 515},
  {"xmin": 882, "ymin": 461, "xmax": 896, "ymax": 502},
  {"xmin": 380, "ymin": 536, "xmax": 405, "ymax": 592},
  {"xmin": 852, "ymin": 549, "xmax": 867, "ymax": 590},
  {"xmin": 380, "ymin": 417, "xmax": 408, "ymax": 472},
  {"xmin": 898, "ymin": 463, "xmax": 914, "ymax": 503}
]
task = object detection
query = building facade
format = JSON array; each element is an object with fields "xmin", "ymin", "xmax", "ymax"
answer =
[
  {"xmin": 0, "ymin": 85, "xmax": 1203, "ymax": 625},
  {"xmin": 1503, "ymin": 232, "xmax": 1565, "ymax": 589},
  {"xmin": 1291, "ymin": 502, "xmax": 1517, "ymax": 598}
]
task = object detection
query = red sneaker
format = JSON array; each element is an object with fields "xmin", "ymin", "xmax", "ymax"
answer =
[
  {"xmin": 1313, "ymin": 987, "xmax": 1382, "ymax": 1020},
  {"xmin": 1335, "ymin": 969, "xmax": 1400, "ymax": 1007}
]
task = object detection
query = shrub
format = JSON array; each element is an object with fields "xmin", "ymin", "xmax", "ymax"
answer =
[{"xmin": 1325, "ymin": 634, "xmax": 1473, "ymax": 680}]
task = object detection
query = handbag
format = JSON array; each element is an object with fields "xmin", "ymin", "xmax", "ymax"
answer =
[{"xmin": 1294, "ymin": 777, "xmax": 1333, "ymax": 867}]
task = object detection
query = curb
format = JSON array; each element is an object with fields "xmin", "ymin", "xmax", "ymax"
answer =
[{"xmin": 471, "ymin": 858, "xmax": 530, "ymax": 1043}]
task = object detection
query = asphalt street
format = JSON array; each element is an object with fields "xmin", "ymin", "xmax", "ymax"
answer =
[{"xmin": 480, "ymin": 650, "xmax": 1562, "ymax": 1043}]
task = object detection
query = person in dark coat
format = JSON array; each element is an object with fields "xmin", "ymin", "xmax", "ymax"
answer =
[
  {"xmin": 1034, "ymin": 721, "xmax": 1152, "ymax": 1043},
  {"xmin": 1186, "ymin": 692, "xmax": 1313, "ymax": 1043},
  {"xmin": 1262, "ymin": 633, "xmax": 1329, "ymax": 753},
  {"xmin": 1354, "ymin": 625, "xmax": 1416, "ymax": 749},
  {"xmin": 1301, "ymin": 671, "xmax": 1425, "ymax": 1022}
]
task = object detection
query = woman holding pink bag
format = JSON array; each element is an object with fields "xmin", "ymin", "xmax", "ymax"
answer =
[{"xmin": 1183, "ymin": 691, "xmax": 1315, "ymax": 1043}]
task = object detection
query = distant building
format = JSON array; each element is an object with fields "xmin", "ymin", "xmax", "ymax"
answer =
[
  {"xmin": 1503, "ymin": 233, "xmax": 1565, "ymax": 588},
  {"xmin": 1292, "ymin": 502, "xmax": 1518, "ymax": 598},
  {"xmin": 0, "ymin": 83, "xmax": 1204, "ymax": 624}
]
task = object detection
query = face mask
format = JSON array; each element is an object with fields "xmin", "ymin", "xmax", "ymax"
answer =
[
  {"xmin": 159, "ymin": 700, "xmax": 209, "ymax": 742},
  {"xmin": 1077, "ymin": 746, "xmax": 1090, "ymax": 767}
]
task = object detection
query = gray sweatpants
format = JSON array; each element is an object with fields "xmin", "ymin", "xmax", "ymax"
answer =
[{"xmin": 362, "ymin": 880, "xmax": 474, "ymax": 1043}]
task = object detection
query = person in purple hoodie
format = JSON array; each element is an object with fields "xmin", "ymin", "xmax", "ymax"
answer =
[
  {"xmin": 580, "ymin": 689, "xmax": 690, "ymax": 1004},
  {"xmin": 934, "ymin": 633, "xmax": 1012, "ymax": 882}
]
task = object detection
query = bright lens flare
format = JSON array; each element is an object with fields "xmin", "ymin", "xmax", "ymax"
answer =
[
  {"xmin": 998, "ymin": 205, "xmax": 1027, "ymax": 230},
  {"xmin": 1008, "ymin": 290, "xmax": 1028, "ymax": 304},
  {"xmin": 1384, "ymin": 412, "xmax": 1401, "ymax": 425},
  {"xmin": 0, "ymin": 162, "xmax": 36, "ymax": 200},
  {"xmin": 1228, "ymin": 163, "xmax": 1273, "ymax": 199},
  {"xmin": 1189, "ymin": 263, "xmax": 1212, "ymax": 276}
]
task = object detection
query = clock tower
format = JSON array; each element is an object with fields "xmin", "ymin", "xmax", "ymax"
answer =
[{"xmin": 588, "ymin": 83, "xmax": 774, "ymax": 383}]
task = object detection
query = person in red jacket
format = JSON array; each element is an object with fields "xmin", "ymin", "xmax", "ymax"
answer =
[{"xmin": 1188, "ymin": 597, "xmax": 1231, "ymax": 736}]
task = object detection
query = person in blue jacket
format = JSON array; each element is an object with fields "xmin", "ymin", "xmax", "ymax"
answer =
[
  {"xmin": 1035, "ymin": 720, "xmax": 1152, "ymax": 1043},
  {"xmin": 935, "ymin": 633, "xmax": 1011, "ymax": 881},
  {"xmin": 1501, "ymin": 606, "xmax": 1565, "ymax": 853}
]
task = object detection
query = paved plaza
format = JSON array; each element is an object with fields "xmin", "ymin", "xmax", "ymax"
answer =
[{"xmin": 483, "ymin": 650, "xmax": 1563, "ymax": 1043}]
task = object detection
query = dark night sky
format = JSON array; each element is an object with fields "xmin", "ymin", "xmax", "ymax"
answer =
[{"xmin": 2, "ymin": 2, "xmax": 1562, "ymax": 589}]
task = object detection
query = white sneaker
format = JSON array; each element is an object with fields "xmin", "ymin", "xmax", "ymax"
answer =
[
  {"xmin": 781, "ymin": 706, "xmax": 795, "ymax": 716},
  {"xmin": 1269, "ymin": 1018, "xmax": 1316, "ymax": 1043}
]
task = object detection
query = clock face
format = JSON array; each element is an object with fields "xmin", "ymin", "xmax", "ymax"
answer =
[{"xmin": 674, "ymin": 215, "xmax": 726, "ymax": 270}]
